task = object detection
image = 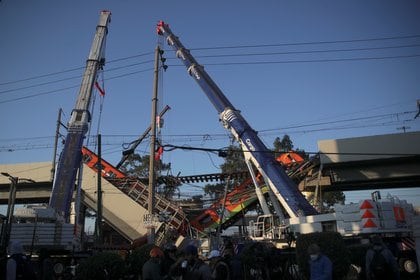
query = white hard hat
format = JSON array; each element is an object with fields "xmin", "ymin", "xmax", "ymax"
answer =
[{"xmin": 208, "ymin": 250, "xmax": 221, "ymax": 259}]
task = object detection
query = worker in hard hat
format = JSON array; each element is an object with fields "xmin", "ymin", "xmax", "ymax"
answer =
[
  {"xmin": 142, "ymin": 246, "xmax": 164, "ymax": 280},
  {"xmin": 208, "ymin": 249, "xmax": 230, "ymax": 280}
]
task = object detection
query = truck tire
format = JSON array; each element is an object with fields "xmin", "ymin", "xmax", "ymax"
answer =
[{"xmin": 399, "ymin": 257, "xmax": 418, "ymax": 274}]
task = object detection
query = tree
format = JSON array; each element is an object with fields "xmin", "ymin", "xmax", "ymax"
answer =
[
  {"xmin": 203, "ymin": 182, "xmax": 225, "ymax": 200},
  {"xmin": 204, "ymin": 144, "xmax": 247, "ymax": 200},
  {"xmin": 274, "ymin": 135, "xmax": 309, "ymax": 160},
  {"xmin": 120, "ymin": 153, "xmax": 149, "ymax": 177},
  {"xmin": 281, "ymin": 134, "xmax": 293, "ymax": 151},
  {"xmin": 273, "ymin": 135, "xmax": 294, "ymax": 154},
  {"xmin": 120, "ymin": 153, "xmax": 177, "ymax": 198},
  {"xmin": 219, "ymin": 145, "xmax": 247, "ymax": 174},
  {"xmin": 273, "ymin": 137, "xmax": 282, "ymax": 158}
]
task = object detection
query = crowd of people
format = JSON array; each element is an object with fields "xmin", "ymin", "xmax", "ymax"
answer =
[
  {"xmin": 142, "ymin": 243, "xmax": 243, "ymax": 280},
  {"xmin": 0, "ymin": 234, "xmax": 405, "ymax": 280},
  {"xmin": 305, "ymin": 235, "xmax": 402, "ymax": 280},
  {"xmin": 139, "ymin": 236, "xmax": 403, "ymax": 280}
]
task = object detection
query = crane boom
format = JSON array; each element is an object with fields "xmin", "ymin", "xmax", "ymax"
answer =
[
  {"xmin": 49, "ymin": 11, "xmax": 111, "ymax": 220},
  {"xmin": 157, "ymin": 21, "xmax": 317, "ymax": 218}
]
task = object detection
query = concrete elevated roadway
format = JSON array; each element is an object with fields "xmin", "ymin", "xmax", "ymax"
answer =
[
  {"xmin": 299, "ymin": 131, "xmax": 420, "ymax": 192},
  {"xmin": 0, "ymin": 162, "xmax": 151, "ymax": 242}
]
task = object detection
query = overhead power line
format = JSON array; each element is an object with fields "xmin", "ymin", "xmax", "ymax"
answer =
[
  {"xmin": 1, "ymin": 109, "xmax": 417, "ymax": 154},
  {"xmin": 259, "ymin": 111, "xmax": 416, "ymax": 132},
  {"xmin": 1, "ymin": 33, "xmax": 419, "ymax": 89},
  {"xmin": 0, "ymin": 67, "xmax": 154, "ymax": 104},
  {"xmin": 186, "ymin": 54, "xmax": 420, "ymax": 67},
  {"xmin": 193, "ymin": 43, "xmax": 420, "ymax": 59},
  {"xmin": 0, "ymin": 60, "xmax": 154, "ymax": 96},
  {"xmin": 0, "ymin": 52, "xmax": 154, "ymax": 87},
  {"xmin": 2, "ymin": 51, "xmax": 419, "ymax": 104},
  {"xmin": 160, "ymin": 143, "xmax": 420, "ymax": 157},
  {"xmin": 190, "ymin": 34, "xmax": 420, "ymax": 51}
]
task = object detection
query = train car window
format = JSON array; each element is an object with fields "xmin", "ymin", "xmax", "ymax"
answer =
[{"xmin": 82, "ymin": 154, "xmax": 92, "ymax": 163}]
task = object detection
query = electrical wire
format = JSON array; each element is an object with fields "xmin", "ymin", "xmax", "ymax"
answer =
[
  {"xmin": 189, "ymin": 34, "xmax": 420, "ymax": 51},
  {"xmin": 0, "ymin": 111, "xmax": 417, "ymax": 153},
  {"xmin": 185, "ymin": 53, "xmax": 420, "ymax": 67},
  {"xmin": 0, "ymin": 34, "xmax": 409, "ymax": 85},
  {"xmin": 0, "ymin": 67, "xmax": 154, "ymax": 104},
  {"xmin": 190, "ymin": 43, "xmax": 420, "ymax": 59},
  {"xmin": 0, "ymin": 52, "xmax": 154, "ymax": 87},
  {"xmin": 2, "ymin": 51, "xmax": 418, "ymax": 104},
  {"xmin": 0, "ymin": 59, "xmax": 154, "ymax": 95},
  {"xmin": 1, "ymin": 34, "xmax": 419, "ymax": 98}
]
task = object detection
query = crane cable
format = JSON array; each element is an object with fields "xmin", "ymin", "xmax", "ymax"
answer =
[
  {"xmin": 96, "ymin": 70, "xmax": 106, "ymax": 136},
  {"xmin": 87, "ymin": 70, "xmax": 106, "ymax": 149}
]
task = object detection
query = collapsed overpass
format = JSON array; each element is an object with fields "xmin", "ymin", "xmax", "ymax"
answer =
[
  {"xmin": 0, "ymin": 162, "xmax": 152, "ymax": 242},
  {"xmin": 1, "ymin": 131, "xmax": 419, "ymax": 240}
]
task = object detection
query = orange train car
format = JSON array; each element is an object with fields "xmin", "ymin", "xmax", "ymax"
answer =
[
  {"xmin": 190, "ymin": 151, "xmax": 306, "ymax": 232},
  {"xmin": 81, "ymin": 146, "xmax": 126, "ymax": 179}
]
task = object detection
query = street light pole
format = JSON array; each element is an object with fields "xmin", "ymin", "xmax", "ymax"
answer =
[
  {"xmin": 1, "ymin": 173, "xmax": 18, "ymax": 249},
  {"xmin": 0, "ymin": 172, "xmax": 35, "ymax": 249}
]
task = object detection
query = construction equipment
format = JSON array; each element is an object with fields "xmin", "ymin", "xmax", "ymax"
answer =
[
  {"xmin": 157, "ymin": 21, "xmax": 317, "ymax": 222},
  {"xmin": 49, "ymin": 11, "xmax": 112, "ymax": 222},
  {"xmin": 5, "ymin": 11, "xmax": 112, "ymax": 252},
  {"xmin": 156, "ymin": 21, "xmax": 420, "ymax": 275}
]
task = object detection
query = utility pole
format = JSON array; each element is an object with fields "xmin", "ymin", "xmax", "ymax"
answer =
[
  {"xmin": 147, "ymin": 45, "xmax": 162, "ymax": 244},
  {"xmin": 397, "ymin": 126, "xmax": 410, "ymax": 133},
  {"xmin": 51, "ymin": 108, "xmax": 63, "ymax": 181},
  {"xmin": 314, "ymin": 163, "xmax": 324, "ymax": 212},
  {"xmin": 95, "ymin": 134, "xmax": 103, "ymax": 245}
]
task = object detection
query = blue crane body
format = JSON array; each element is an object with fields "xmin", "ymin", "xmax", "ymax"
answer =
[
  {"xmin": 49, "ymin": 11, "xmax": 111, "ymax": 220},
  {"xmin": 157, "ymin": 21, "xmax": 318, "ymax": 218}
]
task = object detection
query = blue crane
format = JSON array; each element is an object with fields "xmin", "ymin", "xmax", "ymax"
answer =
[
  {"xmin": 49, "ymin": 11, "xmax": 111, "ymax": 221},
  {"xmin": 157, "ymin": 21, "xmax": 318, "ymax": 219}
]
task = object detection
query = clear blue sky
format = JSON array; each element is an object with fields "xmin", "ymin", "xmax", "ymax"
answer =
[{"xmin": 0, "ymin": 1, "xmax": 419, "ymax": 205}]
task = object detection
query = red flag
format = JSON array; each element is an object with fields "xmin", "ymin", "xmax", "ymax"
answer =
[
  {"xmin": 95, "ymin": 81, "xmax": 105, "ymax": 96},
  {"xmin": 155, "ymin": 146, "xmax": 164, "ymax": 161}
]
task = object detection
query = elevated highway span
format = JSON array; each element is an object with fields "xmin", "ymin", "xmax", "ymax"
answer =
[
  {"xmin": 0, "ymin": 162, "xmax": 151, "ymax": 242},
  {"xmin": 300, "ymin": 131, "xmax": 420, "ymax": 192}
]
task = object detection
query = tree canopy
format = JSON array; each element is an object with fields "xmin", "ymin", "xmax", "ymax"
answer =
[{"xmin": 119, "ymin": 153, "xmax": 177, "ymax": 198}]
